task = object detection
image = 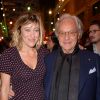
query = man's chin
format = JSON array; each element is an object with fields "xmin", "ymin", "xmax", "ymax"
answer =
[{"xmin": 90, "ymin": 39, "xmax": 97, "ymax": 43}]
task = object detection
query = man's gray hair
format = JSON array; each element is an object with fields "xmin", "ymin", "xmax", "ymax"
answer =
[{"xmin": 55, "ymin": 13, "xmax": 84, "ymax": 39}]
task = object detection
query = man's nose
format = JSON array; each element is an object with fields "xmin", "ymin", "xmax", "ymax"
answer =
[{"xmin": 64, "ymin": 32, "xmax": 70, "ymax": 39}]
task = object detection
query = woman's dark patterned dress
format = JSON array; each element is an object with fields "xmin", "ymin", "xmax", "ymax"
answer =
[{"xmin": 0, "ymin": 46, "xmax": 48, "ymax": 100}]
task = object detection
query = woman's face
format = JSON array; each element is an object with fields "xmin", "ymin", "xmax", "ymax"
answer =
[{"xmin": 20, "ymin": 22, "xmax": 40, "ymax": 48}]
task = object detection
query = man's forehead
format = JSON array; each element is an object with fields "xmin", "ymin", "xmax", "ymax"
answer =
[{"xmin": 90, "ymin": 24, "xmax": 100, "ymax": 29}]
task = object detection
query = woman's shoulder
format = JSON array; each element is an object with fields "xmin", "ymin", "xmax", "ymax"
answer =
[
  {"xmin": 38, "ymin": 45, "xmax": 49, "ymax": 56},
  {"xmin": 0, "ymin": 47, "xmax": 16, "ymax": 75},
  {"xmin": 0, "ymin": 47, "xmax": 17, "ymax": 57}
]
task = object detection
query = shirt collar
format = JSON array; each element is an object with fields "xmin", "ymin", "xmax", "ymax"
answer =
[{"xmin": 93, "ymin": 44, "xmax": 100, "ymax": 55}]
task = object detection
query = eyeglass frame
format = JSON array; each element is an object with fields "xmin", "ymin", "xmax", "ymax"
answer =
[
  {"xmin": 89, "ymin": 30, "xmax": 100, "ymax": 34},
  {"xmin": 58, "ymin": 30, "xmax": 78, "ymax": 37}
]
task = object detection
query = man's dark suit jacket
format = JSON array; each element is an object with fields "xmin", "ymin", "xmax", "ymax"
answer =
[{"xmin": 44, "ymin": 49, "xmax": 100, "ymax": 100}]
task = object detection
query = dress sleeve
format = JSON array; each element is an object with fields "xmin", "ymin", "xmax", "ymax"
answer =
[
  {"xmin": 39, "ymin": 46, "xmax": 49, "ymax": 58},
  {"xmin": 0, "ymin": 50, "xmax": 13, "ymax": 76}
]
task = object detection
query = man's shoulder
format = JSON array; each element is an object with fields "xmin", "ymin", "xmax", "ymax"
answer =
[
  {"xmin": 79, "ymin": 49, "xmax": 100, "ymax": 59},
  {"xmin": 46, "ymin": 50, "xmax": 58, "ymax": 57},
  {"xmin": 45, "ymin": 50, "xmax": 58, "ymax": 63}
]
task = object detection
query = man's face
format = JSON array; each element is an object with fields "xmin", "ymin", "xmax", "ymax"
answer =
[
  {"xmin": 89, "ymin": 24, "xmax": 100, "ymax": 43},
  {"xmin": 57, "ymin": 18, "xmax": 79, "ymax": 54}
]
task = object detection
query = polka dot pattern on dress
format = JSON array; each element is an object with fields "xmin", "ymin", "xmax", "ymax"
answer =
[{"xmin": 0, "ymin": 47, "xmax": 46, "ymax": 100}]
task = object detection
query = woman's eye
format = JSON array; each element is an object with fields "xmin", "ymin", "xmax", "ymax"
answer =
[
  {"xmin": 25, "ymin": 29, "xmax": 30, "ymax": 32},
  {"xmin": 34, "ymin": 29, "xmax": 40, "ymax": 32}
]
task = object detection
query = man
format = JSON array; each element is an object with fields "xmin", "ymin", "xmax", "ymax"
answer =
[
  {"xmin": 44, "ymin": 14, "xmax": 100, "ymax": 100},
  {"xmin": 87, "ymin": 20, "xmax": 100, "ymax": 55}
]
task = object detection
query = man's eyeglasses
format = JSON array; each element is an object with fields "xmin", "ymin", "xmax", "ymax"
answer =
[
  {"xmin": 89, "ymin": 30, "xmax": 100, "ymax": 34},
  {"xmin": 58, "ymin": 31, "xmax": 78, "ymax": 37}
]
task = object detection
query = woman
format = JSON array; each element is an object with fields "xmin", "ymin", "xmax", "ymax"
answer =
[{"xmin": 0, "ymin": 12, "xmax": 47, "ymax": 100}]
